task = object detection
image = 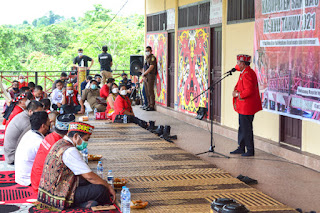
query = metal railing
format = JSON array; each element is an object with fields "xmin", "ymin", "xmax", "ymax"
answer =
[{"xmin": 0, "ymin": 69, "xmax": 131, "ymax": 95}]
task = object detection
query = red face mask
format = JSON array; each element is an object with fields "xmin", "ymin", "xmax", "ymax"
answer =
[{"xmin": 235, "ymin": 64, "xmax": 241, "ymax": 71}]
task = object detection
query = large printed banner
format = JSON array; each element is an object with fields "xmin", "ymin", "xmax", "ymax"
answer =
[
  {"xmin": 254, "ymin": 0, "xmax": 320, "ymax": 121},
  {"xmin": 146, "ymin": 32, "xmax": 168, "ymax": 106},
  {"xmin": 177, "ymin": 27, "xmax": 209, "ymax": 114}
]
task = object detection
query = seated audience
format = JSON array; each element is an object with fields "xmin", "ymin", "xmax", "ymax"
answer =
[
  {"xmin": 8, "ymin": 80, "xmax": 20, "ymax": 99},
  {"xmin": 40, "ymin": 98, "xmax": 51, "ymax": 114},
  {"xmin": 37, "ymin": 122, "xmax": 115, "ymax": 210},
  {"xmin": 31, "ymin": 113, "xmax": 75, "ymax": 192},
  {"xmin": 106, "ymin": 83, "xmax": 118, "ymax": 119},
  {"xmin": 18, "ymin": 75, "xmax": 28, "ymax": 89},
  {"xmin": 4, "ymin": 92, "xmax": 33, "ymax": 128},
  {"xmin": 51, "ymin": 80, "xmax": 64, "ymax": 110},
  {"xmin": 52, "ymin": 72, "xmax": 68, "ymax": 90},
  {"xmin": 80, "ymin": 76, "xmax": 92, "ymax": 94},
  {"xmin": 28, "ymin": 82, "xmax": 35, "ymax": 92},
  {"xmin": 112, "ymin": 84, "xmax": 135, "ymax": 121},
  {"xmin": 94, "ymin": 74, "xmax": 102, "ymax": 88},
  {"xmin": 80, "ymin": 80, "xmax": 106, "ymax": 113},
  {"xmin": 62, "ymin": 83, "xmax": 81, "ymax": 114},
  {"xmin": 48, "ymin": 111, "xmax": 59, "ymax": 130},
  {"xmin": 15, "ymin": 111, "xmax": 50, "ymax": 186},
  {"xmin": 100, "ymin": 78, "xmax": 115, "ymax": 99},
  {"xmin": 33, "ymin": 85, "xmax": 47, "ymax": 101},
  {"xmin": 4, "ymin": 100, "xmax": 43, "ymax": 165}
]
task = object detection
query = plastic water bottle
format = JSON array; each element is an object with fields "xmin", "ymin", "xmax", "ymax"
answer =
[
  {"xmin": 94, "ymin": 108, "xmax": 97, "ymax": 120},
  {"xmin": 123, "ymin": 187, "xmax": 131, "ymax": 213},
  {"xmin": 81, "ymin": 148, "xmax": 88, "ymax": 164},
  {"xmin": 123, "ymin": 115, "xmax": 128, "ymax": 123},
  {"xmin": 60, "ymin": 107, "xmax": 64, "ymax": 114},
  {"xmin": 97, "ymin": 161, "xmax": 103, "ymax": 179},
  {"xmin": 120, "ymin": 186, "xmax": 127, "ymax": 213},
  {"xmin": 107, "ymin": 170, "xmax": 114, "ymax": 187}
]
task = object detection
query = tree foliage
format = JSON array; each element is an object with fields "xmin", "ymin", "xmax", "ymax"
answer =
[{"xmin": 1, "ymin": 4, "xmax": 145, "ymax": 73}]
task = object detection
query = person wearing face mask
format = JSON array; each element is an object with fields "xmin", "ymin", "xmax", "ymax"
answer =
[
  {"xmin": 37, "ymin": 122, "xmax": 116, "ymax": 210},
  {"xmin": 52, "ymin": 72, "xmax": 68, "ymax": 91},
  {"xmin": 31, "ymin": 113, "xmax": 75, "ymax": 193},
  {"xmin": 80, "ymin": 79, "xmax": 106, "ymax": 114},
  {"xmin": 94, "ymin": 74, "xmax": 102, "ymax": 88},
  {"xmin": 61, "ymin": 83, "xmax": 81, "ymax": 114},
  {"xmin": 8, "ymin": 80, "xmax": 20, "ymax": 99},
  {"xmin": 73, "ymin": 48, "xmax": 94, "ymax": 76},
  {"xmin": 15, "ymin": 111, "xmax": 51, "ymax": 186},
  {"xmin": 33, "ymin": 85, "xmax": 48, "ymax": 101},
  {"xmin": 18, "ymin": 75, "xmax": 28, "ymax": 89},
  {"xmin": 100, "ymin": 78, "xmax": 115, "ymax": 99},
  {"xmin": 230, "ymin": 54, "xmax": 262, "ymax": 157},
  {"xmin": 140, "ymin": 46, "xmax": 157, "ymax": 111},
  {"xmin": 105, "ymin": 83, "xmax": 118, "ymax": 120},
  {"xmin": 112, "ymin": 84, "xmax": 135, "ymax": 122},
  {"xmin": 4, "ymin": 92, "xmax": 34, "ymax": 128},
  {"xmin": 52, "ymin": 80, "xmax": 65, "ymax": 111},
  {"xmin": 4, "ymin": 100, "xmax": 44, "ymax": 165}
]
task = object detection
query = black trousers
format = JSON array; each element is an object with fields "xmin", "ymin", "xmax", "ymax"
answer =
[
  {"xmin": 74, "ymin": 178, "xmax": 112, "ymax": 206},
  {"xmin": 238, "ymin": 114, "xmax": 255, "ymax": 153}
]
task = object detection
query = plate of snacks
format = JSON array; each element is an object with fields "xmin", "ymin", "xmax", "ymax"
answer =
[
  {"xmin": 88, "ymin": 154, "xmax": 102, "ymax": 161},
  {"xmin": 113, "ymin": 178, "xmax": 128, "ymax": 188},
  {"xmin": 130, "ymin": 200, "xmax": 148, "ymax": 209}
]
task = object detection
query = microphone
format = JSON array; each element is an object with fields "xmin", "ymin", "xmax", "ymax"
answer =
[{"xmin": 224, "ymin": 68, "xmax": 237, "ymax": 75}]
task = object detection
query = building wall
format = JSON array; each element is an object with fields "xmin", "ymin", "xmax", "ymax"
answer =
[{"xmin": 145, "ymin": 0, "xmax": 320, "ymax": 156}]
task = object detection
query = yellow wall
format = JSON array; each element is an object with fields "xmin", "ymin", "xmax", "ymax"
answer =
[
  {"xmin": 302, "ymin": 121, "xmax": 320, "ymax": 155},
  {"xmin": 221, "ymin": 2, "xmax": 280, "ymax": 142},
  {"xmin": 146, "ymin": 0, "xmax": 165, "ymax": 14},
  {"xmin": 178, "ymin": 0, "xmax": 203, "ymax": 6}
]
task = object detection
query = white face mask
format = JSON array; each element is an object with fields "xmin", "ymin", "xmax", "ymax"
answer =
[
  {"xmin": 120, "ymin": 90, "xmax": 127, "ymax": 96},
  {"xmin": 145, "ymin": 51, "xmax": 150, "ymax": 56},
  {"xmin": 112, "ymin": 88, "xmax": 119, "ymax": 94},
  {"xmin": 19, "ymin": 79, "xmax": 25, "ymax": 83},
  {"xmin": 78, "ymin": 53, "xmax": 83, "ymax": 56}
]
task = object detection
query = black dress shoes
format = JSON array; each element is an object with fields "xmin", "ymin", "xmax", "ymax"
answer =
[
  {"xmin": 146, "ymin": 107, "xmax": 155, "ymax": 111},
  {"xmin": 241, "ymin": 151, "xmax": 254, "ymax": 157},
  {"xmin": 230, "ymin": 148, "xmax": 245, "ymax": 154}
]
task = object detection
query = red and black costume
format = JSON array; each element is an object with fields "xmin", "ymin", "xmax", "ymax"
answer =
[{"xmin": 232, "ymin": 54, "xmax": 262, "ymax": 156}]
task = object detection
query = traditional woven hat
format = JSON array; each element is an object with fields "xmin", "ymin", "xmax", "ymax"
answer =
[
  {"xmin": 55, "ymin": 113, "xmax": 75, "ymax": 131},
  {"xmin": 237, "ymin": 54, "xmax": 251, "ymax": 62},
  {"xmin": 68, "ymin": 122, "xmax": 95, "ymax": 135}
]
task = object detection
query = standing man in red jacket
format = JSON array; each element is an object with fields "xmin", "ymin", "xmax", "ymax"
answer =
[{"xmin": 230, "ymin": 54, "xmax": 262, "ymax": 157}]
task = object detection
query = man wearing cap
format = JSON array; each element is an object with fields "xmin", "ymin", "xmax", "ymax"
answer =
[
  {"xmin": 62, "ymin": 83, "xmax": 81, "ymax": 114},
  {"xmin": 80, "ymin": 79, "xmax": 106, "ymax": 113},
  {"xmin": 15, "ymin": 111, "xmax": 51, "ymax": 186},
  {"xmin": 230, "ymin": 54, "xmax": 262, "ymax": 157},
  {"xmin": 37, "ymin": 122, "xmax": 115, "ymax": 210},
  {"xmin": 31, "ymin": 113, "xmax": 75, "ymax": 192}
]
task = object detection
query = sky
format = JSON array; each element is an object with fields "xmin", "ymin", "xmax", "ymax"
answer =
[{"xmin": 0, "ymin": 0, "xmax": 145, "ymax": 25}]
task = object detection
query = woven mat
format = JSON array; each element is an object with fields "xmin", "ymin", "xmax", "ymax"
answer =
[{"xmin": 86, "ymin": 122, "xmax": 297, "ymax": 213}]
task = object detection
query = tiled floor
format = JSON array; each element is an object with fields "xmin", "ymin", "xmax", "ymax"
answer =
[{"xmin": 133, "ymin": 106, "xmax": 320, "ymax": 212}]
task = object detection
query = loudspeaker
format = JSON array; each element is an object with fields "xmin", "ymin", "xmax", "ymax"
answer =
[{"xmin": 130, "ymin": 55, "xmax": 144, "ymax": 76}]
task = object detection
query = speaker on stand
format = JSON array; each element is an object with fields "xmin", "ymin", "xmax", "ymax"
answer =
[{"xmin": 130, "ymin": 55, "xmax": 144, "ymax": 105}]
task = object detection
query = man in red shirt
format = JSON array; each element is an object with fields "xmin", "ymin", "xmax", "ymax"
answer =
[
  {"xmin": 31, "ymin": 113, "xmax": 75, "ymax": 192},
  {"xmin": 100, "ymin": 78, "xmax": 115, "ymax": 99},
  {"xmin": 230, "ymin": 54, "xmax": 262, "ymax": 157}
]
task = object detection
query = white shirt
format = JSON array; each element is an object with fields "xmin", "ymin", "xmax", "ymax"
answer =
[
  {"xmin": 62, "ymin": 136, "xmax": 91, "ymax": 175},
  {"xmin": 15, "ymin": 130, "xmax": 44, "ymax": 186},
  {"xmin": 51, "ymin": 88, "xmax": 63, "ymax": 105}
]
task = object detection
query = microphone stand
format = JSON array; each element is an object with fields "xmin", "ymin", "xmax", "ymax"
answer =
[{"xmin": 192, "ymin": 70, "xmax": 235, "ymax": 158}]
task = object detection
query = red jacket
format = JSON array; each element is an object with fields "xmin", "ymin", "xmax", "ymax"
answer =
[
  {"xmin": 112, "ymin": 95, "xmax": 132, "ymax": 121},
  {"xmin": 31, "ymin": 132, "xmax": 63, "ymax": 192},
  {"xmin": 100, "ymin": 84, "xmax": 110, "ymax": 99},
  {"xmin": 233, "ymin": 66, "xmax": 262, "ymax": 115},
  {"xmin": 4, "ymin": 105, "xmax": 24, "ymax": 128},
  {"xmin": 19, "ymin": 81, "xmax": 28, "ymax": 89}
]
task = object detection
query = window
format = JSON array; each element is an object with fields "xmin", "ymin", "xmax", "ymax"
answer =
[
  {"xmin": 146, "ymin": 12, "xmax": 167, "ymax": 32},
  {"xmin": 178, "ymin": 2, "xmax": 210, "ymax": 28},
  {"xmin": 227, "ymin": 0, "xmax": 255, "ymax": 22}
]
